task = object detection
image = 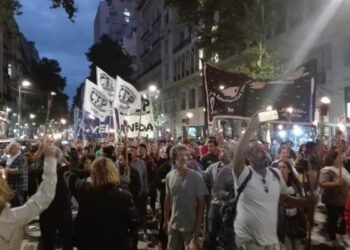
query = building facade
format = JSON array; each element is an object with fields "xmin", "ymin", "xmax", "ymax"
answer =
[
  {"xmin": 135, "ymin": 0, "xmax": 203, "ymax": 139},
  {"xmin": 94, "ymin": 0, "xmax": 138, "ymax": 77},
  {"xmin": 135, "ymin": 0, "xmax": 350, "ymax": 140}
]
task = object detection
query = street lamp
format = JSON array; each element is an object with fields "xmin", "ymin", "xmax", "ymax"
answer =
[
  {"xmin": 320, "ymin": 96, "xmax": 331, "ymax": 141},
  {"xmin": 182, "ymin": 112, "xmax": 193, "ymax": 142},
  {"xmin": 148, "ymin": 85, "xmax": 157, "ymax": 93},
  {"xmin": 29, "ymin": 113, "xmax": 36, "ymax": 119},
  {"xmin": 60, "ymin": 118, "xmax": 67, "ymax": 125},
  {"xmin": 286, "ymin": 106, "xmax": 293, "ymax": 140},
  {"xmin": 18, "ymin": 80, "xmax": 31, "ymax": 128}
]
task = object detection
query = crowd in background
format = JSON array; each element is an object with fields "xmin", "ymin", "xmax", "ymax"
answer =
[{"xmin": 1, "ymin": 122, "xmax": 350, "ymax": 249}]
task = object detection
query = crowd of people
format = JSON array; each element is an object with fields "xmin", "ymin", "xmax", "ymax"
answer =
[{"xmin": 0, "ymin": 113, "xmax": 350, "ymax": 250}]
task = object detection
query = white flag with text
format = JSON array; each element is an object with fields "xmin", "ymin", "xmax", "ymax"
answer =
[{"xmin": 83, "ymin": 79, "xmax": 109, "ymax": 121}]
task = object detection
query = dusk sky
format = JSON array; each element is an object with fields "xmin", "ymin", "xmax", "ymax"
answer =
[{"xmin": 16, "ymin": 0, "xmax": 101, "ymax": 104}]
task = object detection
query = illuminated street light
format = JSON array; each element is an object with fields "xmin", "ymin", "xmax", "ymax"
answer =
[
  {"xmin": 22, "ymin": 80, "xmax": 31, "ymax": 87},
  {"xmin": 186, "ymin": 112, "xmax": 193, "ymax": 119},
  {"xmin": 166, "ymin": 128, "xmax": 171, "ymax": 133},
  {"xmin": 32, "ymin": 122, "xmax": 36, "ymax": 126},
  {"xmin": 60, "ymin": 118, "xmax": 67, "ymax": 125},
  {"xmin": 219, "ymin": 85, "xmax": 225, "ymax": 90},
  {"xmin": 320, "ymin": 96, "xmax": 331, "ymax": 104},
  {"xmin": 148, "ymin": 85, "xmax": 157, "ymax": 93},
  {"xmin": 266, "ymin": 105, "xmax": 273, "ymax": 111},
  {"xmin": 6, "ymin": 107, "xmax": 11, "ymax": 112},
  {"xmin": 286, "ymin": 107, "xmax": 294, "ymax": 114},
  {"xmin": 50, "ymin": 91, "xmax": 57, "ymax": 96},
  {"xmin": 29, "ymin": 113, "xmax": 36, "ymax": 119}
]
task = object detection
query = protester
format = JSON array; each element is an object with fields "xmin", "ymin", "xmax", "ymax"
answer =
[
  {"xmin": 156, "ymin": 145, "xmax": 172, "ymax": 249},
  {"xmin": 64, "ymin": 157, "xmax": 138, "ymax": 250},
  {"xmin": 163, "ymin": 144, "xmax": 208, "ymax": 249},
  {"xmin": 204, "ymin": 142, "xmax": 234, "ymax": 250},
  {"xmin": 277, "ymin": 159, "xmax": 306, "ymax": 250},
  {"xmin": 129, "ymin": 145, "xmax": 149, "ymax": 240},
  {"xmin": 320, "ymin": 150, "xmax": 350, "ymax": 242},
  {"xmin": 0, "ymin": 146, "xmax": 59, "ymax": 250},
  {"xmin": 201, "ymin": 139, "xmax": 219, "ymax": 170},
  {"xmin": 1, "ymin": 141, "xmax": 28, "ymax": 207},
  {"xmin": 233, "ymin": 113, "xmax": 314, "ymax": 250}
]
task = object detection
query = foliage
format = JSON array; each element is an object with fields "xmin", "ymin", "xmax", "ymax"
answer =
[
  {"xmin": 166, "ymin": 0, "xmax": 282, "ymax": 79},
  {"xmin": 71, "ymin": 82, "xmax": 84, "ymax": 111},
  {"xmin": 0, "ymin": 0, "xmax": 77, "ymax": 22},
  {"xmin": 26, "ymin": 58, "xmax": 69, "ymax": 124},
  {"xmin": 86, "ymin": 34, "xmax": 134, "ymax": 83}
]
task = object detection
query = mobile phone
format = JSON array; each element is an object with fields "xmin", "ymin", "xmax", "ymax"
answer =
[
  {"xmin": 61, "ymin": 140, "xmax": 69, "ymax": 146},
  {"xmin": 258, "ymin": 110, "xmax": 279, "ymax": 122}
]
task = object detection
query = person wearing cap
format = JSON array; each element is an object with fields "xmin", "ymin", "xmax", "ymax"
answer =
[{"xmin": 0, "ymin": 146, "xmax": 60, "ymax": 250}]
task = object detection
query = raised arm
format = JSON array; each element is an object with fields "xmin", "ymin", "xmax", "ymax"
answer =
[
  {"xmin": 233, "ymin": 113, "xmax": 260, "ymax": 177},
  {"xmin": 10, "ymin": 146, "xmax": 60, "ymax": 226}
]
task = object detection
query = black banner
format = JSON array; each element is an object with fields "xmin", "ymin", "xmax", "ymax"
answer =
[{"xmin": 203, "ymin": 62, "xmax": 316, "ymax": 124}]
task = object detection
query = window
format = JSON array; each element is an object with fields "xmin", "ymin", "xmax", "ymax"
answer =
[
  {"xmin": 191, "ymin": 48, "xmax": 195, "ymax": 73},
  {"xmin": 165, "ymin": 64, "xmax": 169, "ymax": 81},
  {"xmin": 181, "ymin": 92, "xmax": 186, "ymax": 110},
  {"xmin": 318, "ymin": 43, "xmax": 332, "ymax": 71},
  {"xmin": 188, "ymin": 89, "xmax": 196, "ymax": 109}
]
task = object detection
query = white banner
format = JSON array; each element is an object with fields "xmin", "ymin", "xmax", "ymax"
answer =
[
  {"xmin": 83, "ymin": 79, "xmax": 109, "ymax": 121},
  {"xmin": 114, "ymin": 76, "xmax": 141, "ymax": 115},
  {"xmin": 121, "ymin": 113, "xmax": 154, "ymax": 138},
  {"xmin": 120, "ymin": 93, "xmax": 154, "ymax": 138},
  {"xmin": 96, "ymin": 67, "xmax": 116, "ymax": 115}
]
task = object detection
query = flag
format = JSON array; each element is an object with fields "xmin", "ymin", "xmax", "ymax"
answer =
[
  {"xmin": 96, "ymin": 67, "xmax": 116, "ymax": 115},
  {"xmin": 114, "ymin": 76, "xmax": 141, "ymax": 115},
  {"xmin": 83, "ymin": 79, "xmax": 109, "ymax": 121},
  {"xmin": 203, "ymin": 62, "xmax": 316, "ymax": 124}
]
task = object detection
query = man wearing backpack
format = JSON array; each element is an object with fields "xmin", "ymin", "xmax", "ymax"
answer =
[
  {"xmin": 203, "ymin": 141, "xmax": 235, "ymax": 250},
  {"xmin": 233, "ymin": 112, "xmax": 315, "ymax": 250}
]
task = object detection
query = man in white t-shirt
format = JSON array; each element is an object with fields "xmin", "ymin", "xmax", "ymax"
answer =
[{"xmin": 233, "ymin": 113, "xmax": 314, "ymax": 250}]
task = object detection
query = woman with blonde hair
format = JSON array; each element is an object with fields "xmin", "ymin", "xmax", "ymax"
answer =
[
  {"xmin": 0, "ymin": 146, "xmax": 60, "ymax": 250},
  {"xmin": 64, "ymin": 157, "xmax": 138, "ymax": 250}
]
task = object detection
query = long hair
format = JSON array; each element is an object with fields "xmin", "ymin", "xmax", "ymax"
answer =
[
  {"xmin": 278, "ymin": 159, "xmax": 303, "ymax": 196},
  {"xmin": 324, "ymin": 150, "xmax": 338, "ymax": 166},
  {"xmin": 0, "ymin": 178, "xmax": 13, "ymax": 214},
  {"xmin": 90, "ymin": 157, "xmax": 119, "ymax": 189}
]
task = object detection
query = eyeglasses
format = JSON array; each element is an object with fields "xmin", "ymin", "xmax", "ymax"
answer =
[{"xmin": 262, "ymin": 178, "xmax": 269, "ymax": 193}]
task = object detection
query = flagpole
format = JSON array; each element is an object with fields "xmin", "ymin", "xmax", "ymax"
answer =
[{"xmin": 201, "ymin": 60, "xmax": 209, "ymax": 138}]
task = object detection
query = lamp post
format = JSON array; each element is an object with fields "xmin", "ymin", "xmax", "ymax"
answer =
[
  {"xmin": 320, "ymin": 96, "xmax": 330, "ymax": 141},
  {"xmin": 182, "ymin": 112, "xmax": 193, "ymax": 143},
  {"xmin": 18, "ymin": 80, "xmax": 31, "ymax": 128},
  {"xmin": 44, "ymin": 91, "xmax": 57, "ymax": 135},
  {"xmin": 286, "ymin": 106, "xmax": 294, "ymax": 140}
]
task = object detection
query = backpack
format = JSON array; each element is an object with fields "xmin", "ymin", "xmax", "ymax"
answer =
[
  {"xmin": 217, "ymin": 167, "xmax": 280, "ymax": 250},
  {"xmin": 217, "ymin": 169, "xmax": 252, "ymax": 250}
]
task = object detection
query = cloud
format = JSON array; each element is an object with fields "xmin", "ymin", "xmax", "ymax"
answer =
[{"xmin": 16, "ymin": 0, "xmax": 100, "ymax": 104}]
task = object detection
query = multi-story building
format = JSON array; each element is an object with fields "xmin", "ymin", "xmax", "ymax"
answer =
[
  {"xmin": 135, "ymin": 0, "xmax": 350, "ymax": 139},
  {"xmin": 94, "ymin": 0, "xmax": 138, "ymax": 76},
  {"xmin": 0, "ymin": 13, "xmax": 39, "ymax": 113},
  {"xmin": 135, "ymin": 0, "xmax": 203, "ymax": 139}
]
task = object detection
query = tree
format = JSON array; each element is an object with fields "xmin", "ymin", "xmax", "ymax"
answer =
[
  {"xmin": 71, "ymin": 35, "xmax": 134, "ymax": 111},
  {"xmin": 166, "ymin": 0, "xmax": 283, "ymax": 79},
  {"xmin": 26, "ymin": 58, "xmax": 69, "ymax": 124},
  {"xmin": 86, "ymin": 34, "xmax": 134, "ymax": 83},
  {"xmin": 71, "ymin": 82, "xmax": 84, "ymax": 111},
  {"xmin": 0, "ymin": 0, "xmax": 77, "ymax": 23}
]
